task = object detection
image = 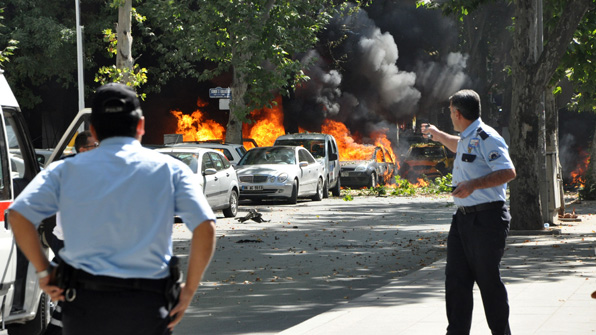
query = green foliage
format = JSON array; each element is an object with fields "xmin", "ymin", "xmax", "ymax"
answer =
[
  {"xmin": 342, "ymin": 192, "xmax": 354, "ymax": 201},
  {"xmin": 553, "ymin": 8, "xmax": 596, "ymax": 112},
  {"xmin": 151, "ymin": 1, "xmax": 369, "ymax": 119},
  {"xmin": 95, "ymin": 64, "xmax": 148, "ymax": 99},
  {"xmin": 0, "ymin": 8, "xmax": 17, "ymax": 66},
  {"xmin": 391, "ymin": 173, "xmax": 454, "ymax": 196},
  {"xmin": 0, "ymin": 39, "xmax": 17, "ymax": 66}
]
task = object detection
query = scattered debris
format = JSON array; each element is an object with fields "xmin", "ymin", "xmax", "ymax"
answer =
[
  {"xmin": 236, "ymin": 209, "xmax": 271, "ymax": 223},
  {"xmin": 236, "ymin": 239, "xmax": 263, "ymax": 244}
]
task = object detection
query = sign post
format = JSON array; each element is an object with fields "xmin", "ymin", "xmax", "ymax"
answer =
[{"xmin": 209, "ymin": 87, "xmax": 231, "ymax": 111}]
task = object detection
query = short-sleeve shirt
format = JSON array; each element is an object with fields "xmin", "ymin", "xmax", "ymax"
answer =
[
  {"xmin": 9, "ymin": 137, "xmax": 216, "ymax": 279},
  {"xmin": 452, "ymin": 119, "xmax": 514, "ymax": 207}
]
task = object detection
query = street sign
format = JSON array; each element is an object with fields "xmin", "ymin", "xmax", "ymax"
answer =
[
  {"xmin": 209, "ymin": 87, "xmax": 231, "ymax": 99},
  {"xmin": 219, "ymin": 98, "xmax": 230, "ymax": 110}
]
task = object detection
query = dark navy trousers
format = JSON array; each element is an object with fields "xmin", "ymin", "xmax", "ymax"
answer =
[{"xmin": 445, "ymin": 205, "xmax": 511, "ymax": 335}]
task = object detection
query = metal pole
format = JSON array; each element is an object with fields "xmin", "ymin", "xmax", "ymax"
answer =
[{"xmin": 75, "ymin": 0, "xmax": 84, "ymax": 111}]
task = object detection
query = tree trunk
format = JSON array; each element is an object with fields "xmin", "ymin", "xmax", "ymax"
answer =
[
  {"xmin": 508, "ymin": 0, "xmax": 593, "ymax": 229},
  {"xmin": 508, "ymin": 0, "xmax": 544, "ymax": 230},
  {"xmin": 225, "ymin": 65, "xmax": 247, "ymax": 144},
  {"xmin": 116, "ymin": 0, "xmax": 133, "ymax": 83}
]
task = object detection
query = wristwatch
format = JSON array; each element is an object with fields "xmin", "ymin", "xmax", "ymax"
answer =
[{"xmin": 36, "ymin": 264, "xmax": 53, "ymax": 279}]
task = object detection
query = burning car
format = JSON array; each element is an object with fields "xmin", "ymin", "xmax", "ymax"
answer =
[
  {"xmin": 156, "ymin": 147, "xmax": 240, "ymax": 217},
  {"xmin": 340, "ymin": 146, "xmax": 395, "ymax": 188},
  {"xmin": 399, "ymin": 143, "xmax": 453, "ymax": 182},
  {"xmin": 235, "ymin": 146, "xmax": 325, "ymax": 204}
]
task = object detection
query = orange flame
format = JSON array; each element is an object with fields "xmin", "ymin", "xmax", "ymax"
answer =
[
  {"xmin": 321, "ymin": 120, "xmax": 375, "ymax": 160},
  {"xmin": 570, "ymin": 149, "xmax": 590, "ymax": 188},
  {"xmin": 243, "ymin": 96, "xmax": 285, "ymax": 147},
  {"xmin": 170, "ymin": 97, "xmax": 225, "ymax": 141}
]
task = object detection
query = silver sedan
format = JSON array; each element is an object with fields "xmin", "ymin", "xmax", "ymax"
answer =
[{"xmin": 235, "ymin": 146, "xmax": 324, "ymax": 204}]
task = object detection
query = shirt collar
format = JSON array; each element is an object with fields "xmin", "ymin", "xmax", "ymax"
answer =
[
  {"xmin": 460, "ymin": 118, "xmax": 482, "ymax": 138},
  {"xmin": 98, "ymin": 136, "xmax": 141, "ymax": 147}
]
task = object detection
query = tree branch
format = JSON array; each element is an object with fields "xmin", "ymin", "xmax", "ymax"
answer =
[{"xmin": 535, "ymin": 0, "xmax": 594, "ymax": 88}]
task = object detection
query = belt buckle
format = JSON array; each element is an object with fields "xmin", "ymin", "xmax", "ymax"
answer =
[{"xmin": 458, "ymin": 206, "xmax": 466, "ymax": 215}]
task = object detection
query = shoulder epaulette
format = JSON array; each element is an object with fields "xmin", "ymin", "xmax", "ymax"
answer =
[{"xmin": 477, "ymin": 127, "xmax": 489, "ymax": 140}]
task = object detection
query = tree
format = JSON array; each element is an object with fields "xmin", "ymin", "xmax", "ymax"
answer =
[
  {"xmin": 152, "ymin": 1, "xmax": 369, "ymax": 144},
  {"xmin": 420, "ymin": 0, "xmax": 595, "ymax": 229}
]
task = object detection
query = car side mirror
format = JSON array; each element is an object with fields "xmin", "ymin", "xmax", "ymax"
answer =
[
  {"xmin": 329, "ymin": 153, "xmax": 338, "ymax": 160},
  {"xmin": 299, "ymin": 161, "xmax": 308, "ymax": 168},
  {"xmin": 203, "ymin": 168, "xmax": 217, "ymax": 175}
]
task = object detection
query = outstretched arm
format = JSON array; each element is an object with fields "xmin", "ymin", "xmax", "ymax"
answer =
[{"xmin": 421, "ymin": 123, "xmax": 459, "ymax": 153}]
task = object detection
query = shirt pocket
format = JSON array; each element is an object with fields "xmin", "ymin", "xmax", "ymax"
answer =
[{"xmin": 461, "ymin": 153, "xmax": 476, "ymax": 163}]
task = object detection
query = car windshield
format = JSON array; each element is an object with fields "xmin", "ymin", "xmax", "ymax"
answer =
[
  {"xmin": 239, "ymin": 147, "xmax": 296, "ymax": 165},
  {"xmin": 409, "ymin": 146, "xmax": 444, "ymax": 159},
  {"xmin": 276, "ymin": 139, "xmax": 325, "ymax": 159}
]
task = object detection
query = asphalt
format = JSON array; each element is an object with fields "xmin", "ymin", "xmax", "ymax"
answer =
[{"xmin": 278, "ymin": 200, "xmax": 596, "ymax": 335}]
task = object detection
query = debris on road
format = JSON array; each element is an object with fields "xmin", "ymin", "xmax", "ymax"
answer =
[{"xmin": 235, "ymin": 208, "xmax": 271, "ymax": 223}]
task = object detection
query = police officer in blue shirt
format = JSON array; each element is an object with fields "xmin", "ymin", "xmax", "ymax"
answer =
[
  {"xmin": 423, "ymin": 89, "xmax": 516, "ymax": 335},
  {"xmin": 8, "ymin": 83, "xmax": 216, "ymax": 335}
]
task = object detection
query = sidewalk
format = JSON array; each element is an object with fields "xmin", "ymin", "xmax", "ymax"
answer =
[{"xmin": 279, "ymin": 202, "xmax": 596, "ymax": 335}]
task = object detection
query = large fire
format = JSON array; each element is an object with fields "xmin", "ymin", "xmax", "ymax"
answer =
[
  {"xmin": 242, "ymin": 96, "xmax": 285, "ymax": 147},
  {"xmin": 170, "ymin": 97, "xmax": 225, "ymax": 142},
  {"xmin": 169, "ymin": 96, "xmax": 406, "ymax": 185}
]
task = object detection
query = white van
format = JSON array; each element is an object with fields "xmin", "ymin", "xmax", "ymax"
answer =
[
  {"xmin": 0, "ymin": 70, "xmax": 52, "ymax": 334},
  {"xmin": 274, "ymin": 133, "xmax": 341, "ymax": 197}
]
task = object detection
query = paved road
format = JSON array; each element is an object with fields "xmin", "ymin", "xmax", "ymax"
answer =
[{"xmin": 172, "ymin": 195, "xmax": 456, "ymax": 335}]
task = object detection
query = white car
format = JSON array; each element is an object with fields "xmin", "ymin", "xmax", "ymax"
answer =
[
  {"xmin": 156, "ymin": 147, "xmax": 240, "ymax": 217},
  {"xmin": 235, "ymin": 146, "xmax": 325, "ymax": 204},
  {"xmin": 167, "ymin": 142, "xmax": 247, "ymax": 166}
]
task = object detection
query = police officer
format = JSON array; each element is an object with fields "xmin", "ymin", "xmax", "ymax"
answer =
[
  {"xmin": 8, "ymin": 83, "xmax": 216, "ymax": 335},
  {"xmin": 423, "ymin": 89, "xmax": 516, "ymax": 335}
]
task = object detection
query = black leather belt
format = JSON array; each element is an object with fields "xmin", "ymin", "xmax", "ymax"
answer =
[
  {"xmin": 457, "ymin": 201, "xmax": 505, "ymax": 215},
  {"xmin": 74, "ymin": 270, "xmax": 167, "ymax": 294}
]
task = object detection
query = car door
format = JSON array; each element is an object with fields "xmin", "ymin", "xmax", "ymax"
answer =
[
  {"xmin": 201, "ymin": 153, "xmax": 220, "ymax": 208},
  {"xmin": 375, "ymin": 147, "xmax": 388, "ymax": 181},
  {"xmin": 0, "ymin": 109, "xmax": 16, "ymax": 297},
  {"xmin": 207, "ymin": 152, "xmax": 231, "ymax": 207},
  {"xmin": 298, "ymin": 148, "xmax": 317, "ymax": 193}
]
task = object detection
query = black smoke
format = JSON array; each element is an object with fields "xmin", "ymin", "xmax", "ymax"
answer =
[{"xmin": 283, "ymin": 0, "xmax": 470, "ymax": 151}]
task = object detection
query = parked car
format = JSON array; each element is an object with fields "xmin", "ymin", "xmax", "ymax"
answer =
[
  {"xmin": 274, "ymin": 133, "xmax": 341, "ymax": 197},
  {"xmin": 340, "ymin": 146, "xmax": 395, "ymax": 188},
  {"xmin": 235, "ymin": 146, "xmax": 325, "ymax": 204},
  {"xmin": 399, "ymin": 143, "xmax": 454, "ymax": 182},
  {"xmin": 156, "ymin": 147, "xmax": 240, "ymax": 217},
  {"xmin": 167, "ymin": 142, "xmax": 247, "ymax": 166}
]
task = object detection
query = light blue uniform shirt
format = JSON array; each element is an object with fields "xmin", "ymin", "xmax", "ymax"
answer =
[
  {"xmin": 452, "ymin": 118, "xmax": 514, "ymax": 207},
  {"xmin": 10, "ymin": 137, "xmax": 216, "ymax": 279}
]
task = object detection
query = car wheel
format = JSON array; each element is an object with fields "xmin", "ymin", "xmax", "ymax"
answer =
[
  {"xmin": 288, "ymin": 180, "xmax": 298, "ymax": 204},
  {"xmin": 223, "ymin": 190, "xmax": 238, "ymax": 218},
  {"xmin": 331, "ymin": 177, "xmax": 341, "ymax": 197},
  {"xmin": 311, "ymin": 178, "xmax": 323, "ymax": 201},
  {"xmin": 323, "ymin": 178, "xmax": 329, "ymax": 199},
  {"xmin": 368, "ymin": 172, "xmax": 377, "ymax": 188}
]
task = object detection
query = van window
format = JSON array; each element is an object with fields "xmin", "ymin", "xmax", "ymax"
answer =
[
  {"xmin": 0, "ymin": 115, "xmax": 10, "ymax": 200},
  {"xmin": 5, "ymin": 120, "xmax": 26, "ymax": 179},
  {"xmin": 276, "ymin": 139, "xmax": 325, "ymax": 159}
]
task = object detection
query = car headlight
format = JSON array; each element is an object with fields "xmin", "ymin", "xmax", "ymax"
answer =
[
  {"xmin": 354, "ymin": 165, "xmax": 367, "ymax": 172},
  {"xmin": 268, "ymin": 175, "xmax": 276, "ymax": 183},
  {"xmin": 277, "ymin": 173, "xmax": 289, "ymax": 183}
]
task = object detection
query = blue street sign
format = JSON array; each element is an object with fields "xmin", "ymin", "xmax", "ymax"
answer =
[{"xmin": 209, "ymin": 87, "xmax": 232, "ymax": 99}]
